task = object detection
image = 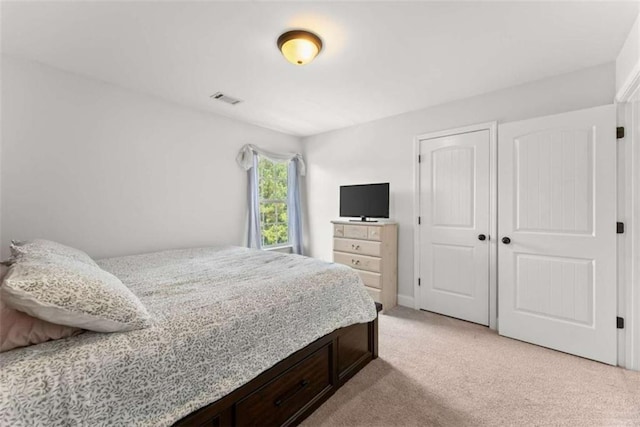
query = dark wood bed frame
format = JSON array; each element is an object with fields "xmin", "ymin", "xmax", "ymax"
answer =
[{"xmin": 174, "ymin": 302, "xmax": 381, "ymax": 427}]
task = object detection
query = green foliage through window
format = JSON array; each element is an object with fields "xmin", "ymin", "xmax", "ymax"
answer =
[{"xmin": 258, "ymin": 157, "xmax": 289, "ymax": 247}]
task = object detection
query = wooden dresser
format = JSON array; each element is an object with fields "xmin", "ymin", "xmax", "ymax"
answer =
[{"xmin": 331, "ymin": 221, "xmax": 398, "ymax": 311}]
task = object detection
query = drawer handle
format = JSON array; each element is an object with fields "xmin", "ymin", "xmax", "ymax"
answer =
[
  {"xmin": 274, "ymin": 379, "xmax": 309, "ymax": 407},
  {"xmin": 351, "ymin": 244, "xmax": 360, "ymax": 250},
  {"xmin": 351, "ymin": 259, "xmax": 360, "ymax": 265}
]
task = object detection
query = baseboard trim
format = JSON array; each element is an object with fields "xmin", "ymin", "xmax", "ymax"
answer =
[{"xmin": 397, "ymin": 294, "xmax": 415, "ymax": 309}]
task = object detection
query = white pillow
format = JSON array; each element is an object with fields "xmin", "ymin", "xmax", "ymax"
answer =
[
  {"xmin": 1, "ymin": 258, "xmax": 151, "ymax": 333},
  {"xmin": 8, "ymin": 239, "xmax": 98, "ymax": 268}
]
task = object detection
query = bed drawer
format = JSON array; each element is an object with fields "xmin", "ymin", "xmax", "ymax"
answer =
[
  {"xmin": 333, "ymin": 238, "xmax": 381, "ymax": 257},
  {"xmin": 333, "ymin": 252, "xmax": 381, "ymax": 273},
  {"xmin": 357, "ymin": 270, "xmax": 381, "ymax": 289},
  {"xmin": 235, "ymin": 344, "xmax": 332, "ymax": 426}
]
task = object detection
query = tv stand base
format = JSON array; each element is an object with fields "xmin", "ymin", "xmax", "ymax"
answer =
[{"xmin": 349, "ymin": 217, "xmax": 379, "ymax": 222}]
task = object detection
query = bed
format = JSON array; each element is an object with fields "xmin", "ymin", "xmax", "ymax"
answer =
[{"xmin": 0, "ymin": 246, "xmax": 379, "ymax": 426}]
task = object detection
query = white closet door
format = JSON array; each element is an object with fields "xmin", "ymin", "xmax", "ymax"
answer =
[
  {"xmin": 419, "ymin": 130, "xmax": 490, "ymax": 325},
  {"xmin": 498, "ymin": 105, "xmax": 617, "ymax": 365}
]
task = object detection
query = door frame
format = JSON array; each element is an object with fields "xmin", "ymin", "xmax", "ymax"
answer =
[
  {"xmin": 617, "ymin": 71, "xmax": 640, "ymax": 371},
  {"xmin": 413, "ymin": 121, "xmax": 498, "ymax": 329}
]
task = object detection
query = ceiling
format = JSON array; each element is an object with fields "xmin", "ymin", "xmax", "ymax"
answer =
[{"xmin": 2, "ymin": 1, "xmax": 638, "ymax": 137}]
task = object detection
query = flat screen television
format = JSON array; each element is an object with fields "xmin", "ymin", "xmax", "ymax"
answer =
[{"xmin": 340, "ymin": 183, "xmax": 389, "ymax": 222}]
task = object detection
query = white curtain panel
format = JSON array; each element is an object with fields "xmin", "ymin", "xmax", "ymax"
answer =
[
  {"xmin": 246, "ymin": 153, "xmax": 262, "ymax": 250},
  {"xmin": 287, "ymin": 159, "xmax": 303, "ymax": 255}
]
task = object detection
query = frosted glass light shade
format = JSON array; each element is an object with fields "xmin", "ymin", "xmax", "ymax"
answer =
[{"xmin": 277, "ymin": 30, "xmax": 323, "ymax": 66}]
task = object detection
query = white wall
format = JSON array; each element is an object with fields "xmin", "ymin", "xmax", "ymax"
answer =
[
  {"xmin": 303, "ymin": 63, "xmax": 616, "ymax": 305},
  {"xmin": 1, "ymin": 56, "xmax": 301, "ymax": 259},
  {"xmin": 617, "ymin": 13, "xmax": 640, "ymax": 101}
]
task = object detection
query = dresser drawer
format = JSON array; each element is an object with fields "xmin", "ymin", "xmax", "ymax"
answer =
[
  {"xmin": 236, "ymin": 344, "xmax": 331, "ymax": 426},
  {"xmin": 343, "ymin": 225, "xmax": 369, "ymax": 239},
  {"xmin": 333, "ymin": 224, "xmax": 344, "ymax": 237},
  {"xmin": 333, "ymin": 252, "xmax": 381, "ymax": 273},
  {"xmin": 368, "ymin": 226, "xmax": 382, "ymax": 241},
  {"xmin": 333, "ymin": 238, "xmax": 381, "ymax": 257},
  {"xmin": 357, "ymin": 270, "xmax": 381, "ymax": 289},
  {"xmin": 365, "ymin": 286, "xmax": 381, "ymax": 303}
]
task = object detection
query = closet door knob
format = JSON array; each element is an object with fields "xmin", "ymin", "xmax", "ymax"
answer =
[
  {"xmin": 502, "ymin": 237, "xmax": 511, "ymax": 245},
  {"xmin": 478, "ymin": 234, "xmax": 487, "ymax": 241}
]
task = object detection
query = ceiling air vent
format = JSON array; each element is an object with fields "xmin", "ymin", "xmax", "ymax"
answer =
[{"xmin": 210, "ymin": 92, "xmax": 242, "ymax": 105}]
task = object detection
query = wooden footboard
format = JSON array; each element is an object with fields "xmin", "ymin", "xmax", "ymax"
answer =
[{"xmin": 174, "ymin": 302, "xmax": 381, "ymax": 427}]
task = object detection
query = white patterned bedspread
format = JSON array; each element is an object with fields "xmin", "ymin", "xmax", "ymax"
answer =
[{"xmin": 0, "ymin": 246, "xmax": 376, "ymax": 426}]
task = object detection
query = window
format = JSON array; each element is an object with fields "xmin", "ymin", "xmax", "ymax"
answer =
[{"xmin": 258, "ymin": 157, "xmax": 289, "ymax": 247}]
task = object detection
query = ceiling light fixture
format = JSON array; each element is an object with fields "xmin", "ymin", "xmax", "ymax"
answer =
[{"xmin": 277, "ymin": 30, "xmax": 323, "ymax": 66}]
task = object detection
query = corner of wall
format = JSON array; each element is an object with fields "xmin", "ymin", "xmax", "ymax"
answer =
[
  {"xmin": 616, "ymin": 12, "xmax": 640, "ymax": 101},
  {"xmin": 397, "ymin": 294, "xmax": 415, "ymax": 309}
]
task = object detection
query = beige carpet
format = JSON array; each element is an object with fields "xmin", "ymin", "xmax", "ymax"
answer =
[{"xmin": 302, "ymin": 307, "xmax": 640, "ymax": 427}]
